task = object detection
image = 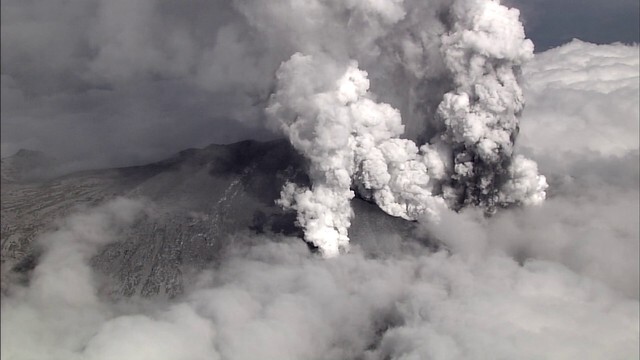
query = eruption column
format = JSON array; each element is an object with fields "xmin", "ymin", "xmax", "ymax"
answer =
[{"xmin": 264, "ymin": 0, "xmax": 547, "ymax": 256}]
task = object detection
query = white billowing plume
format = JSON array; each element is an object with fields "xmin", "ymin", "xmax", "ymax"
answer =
[
  {"xmin": 258, "ymin": 0, "xmax": 548, "ymax": 256},
  {"xmin": 437, "ymin": 0, "xmax": 547, "ymax": 209},
  {"xmin": 268, "ymin": 54, "xmax": 357, "ymax": 257},
  {"xmin": 498, "ymin": 155, "xmax": 548, "ymax": 206},
  {"xmin": 268, "ymin": 54, "xmax": 448, "ymax": 256}
]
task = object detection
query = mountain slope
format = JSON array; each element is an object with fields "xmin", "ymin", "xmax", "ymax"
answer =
[{"xmin": 1, "ymin": 139, "xmax": 417, "ymax": 297}]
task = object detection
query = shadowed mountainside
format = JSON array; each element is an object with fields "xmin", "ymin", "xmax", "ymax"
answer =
[{"xmin": 1, "ymin": 139, "xmax": 418, "ymax": 297}]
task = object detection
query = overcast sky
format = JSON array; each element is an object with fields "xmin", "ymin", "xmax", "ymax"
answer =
[
  {"xmin": 509, "ymin": 0, "xmax": 639, "ymax": 50},
  {"xmin": 1, "ymin": 0, "xmax": 638, "ymax": 169}
]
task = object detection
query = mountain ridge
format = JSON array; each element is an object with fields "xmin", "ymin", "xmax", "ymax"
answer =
[{"xmin": 1, "ymin": 139, "xmax": 418, "ymax": 297}]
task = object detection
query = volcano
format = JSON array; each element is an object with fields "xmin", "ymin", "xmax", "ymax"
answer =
[{"xmin": 1, "ymin": 139, "xmax": 418, "ymax": 297}]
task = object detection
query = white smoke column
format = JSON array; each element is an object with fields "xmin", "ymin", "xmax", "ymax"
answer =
[
  {"xmin": 268, "ymin": 54, "xmax": 450, "ymax": 256},
  {"xmin": 263, "ymin": 0, "xmax": 547, "ymax": 256},
  {"xmin": 351, "ymin": 106, "xmax": 450, "ymax": 222},
  {"xmin": 267, "ymin": 54, "xmax": 357, "ymax": 257},
  {"xmin": 436, "ymin": 0, "xmax": 547, "ymax": 210}
]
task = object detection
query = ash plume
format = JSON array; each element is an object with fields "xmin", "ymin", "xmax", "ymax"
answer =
[
  {"xmin": 436, "ymin": 0, "xmax": 547, "ymax": 210},
  {"xmin": 258, "ymin": 0, "xmax": 548, "ymax": 255}
]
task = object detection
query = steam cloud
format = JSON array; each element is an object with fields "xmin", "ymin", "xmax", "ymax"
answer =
[
  {"xmin": 262, "ymin": 0, "xmax": 547, "ymax": 256},
  {"xmin": 2, "ymin": 187, "xmax": 638, "ymax": 359}
]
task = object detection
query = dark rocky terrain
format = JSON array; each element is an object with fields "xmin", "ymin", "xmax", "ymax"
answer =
[{"xmin": 1, "ymin": 139, "xmax": 417, "ymax": 298}]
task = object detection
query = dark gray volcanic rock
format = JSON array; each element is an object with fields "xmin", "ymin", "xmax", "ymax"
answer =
[{"xmin": 1, "ymin": 139, "xmax": 417, "ymax": 297}]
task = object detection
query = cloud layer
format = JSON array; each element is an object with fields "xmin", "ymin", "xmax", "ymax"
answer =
[
  {"xmin": 2, "ymin": 214, "xmax": 638, "ymax": 359},
  {"xmin": 519, "ymin": 39, "xmax": 639, "ymax": 157}
]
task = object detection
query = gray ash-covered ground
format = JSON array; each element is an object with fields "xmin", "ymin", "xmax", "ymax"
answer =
[{"xmin": 1, "ymin": 139, "xmax": 416, "ymax": 297}]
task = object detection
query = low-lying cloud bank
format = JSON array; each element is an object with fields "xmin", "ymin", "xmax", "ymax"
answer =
[
  {"xmin": 1, "ymin": 28, "xmax": 639, "ymax": 360},
  {"xmin": 2, "ymin": 202, "xmax": 638, "ymax": 360},
  {"xmin": 519, "ymin": 39, "xmax": 639, "ymax": 157},
  {"xmin": 513, "ymin": 39, "xmax": 639, "ymax": 298}
]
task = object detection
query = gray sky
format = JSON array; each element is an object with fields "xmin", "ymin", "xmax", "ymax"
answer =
[
  {"xmin": 1, "ymin": 0, "xmax": 638, "ymax": 169},
  {"xmin": 509, "ymin": 0, "xmax": 639, "ymax": 51},
  {"xmin": 1, "ymin": 0, "xmax": 279, "ymax": 169}
]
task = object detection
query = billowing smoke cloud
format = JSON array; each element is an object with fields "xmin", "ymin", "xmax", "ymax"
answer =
[
  {"xmin": 424, "ymin": 39, "xmax": 640, "ymax": 298},
  {"xmin": 2, "ymin": 196, "xmax": 638, "ymax": 359},
  {"xmin": 436, "ymin": 0, "xmax": 547, "ymax": 210},
  {"xmin": 260, "ymin": 0, "xmax": 547, "ymax": 255},
  {"xmin": 267, "ymin": 54, "xmax": 447, "ymax": 256}
]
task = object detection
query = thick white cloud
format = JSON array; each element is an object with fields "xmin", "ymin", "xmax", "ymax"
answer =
[
  {"xmin": 519, "ymin": 39, "xmax": 639, "ymax": 157},
  {"xmin": 514, "ymin": 40, "xmax": 639, "ymax": 298},
  {"xmin": 2, "ymin": 224, "xmax": 638, "ymax": 359}
]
